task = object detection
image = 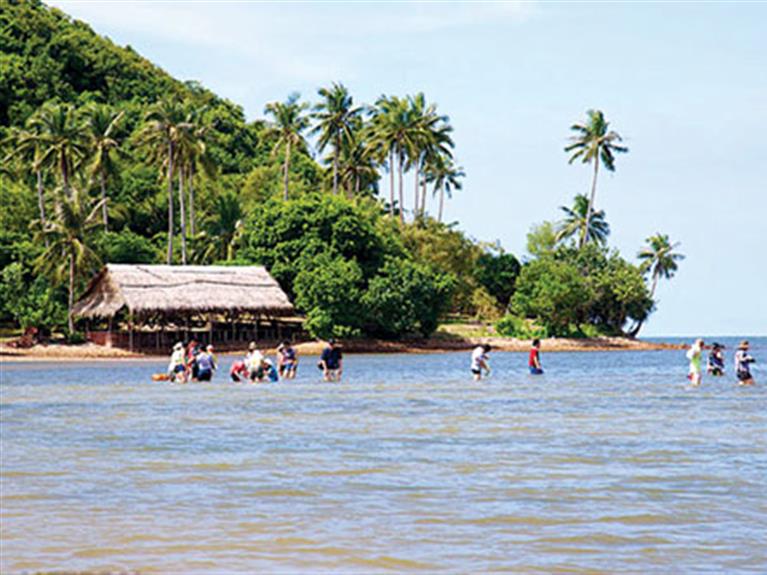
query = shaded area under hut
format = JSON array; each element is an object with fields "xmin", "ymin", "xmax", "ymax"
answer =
[{"xmin": 73, "ymin": 264, "xmax": 301, "ymax": 352}]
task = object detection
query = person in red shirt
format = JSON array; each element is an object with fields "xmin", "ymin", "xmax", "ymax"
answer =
[{"xmin": 529, "ymin": 339, "xmax": 543, "ymax": 375}]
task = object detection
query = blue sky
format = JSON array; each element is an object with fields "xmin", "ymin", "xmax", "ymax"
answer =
[{"xmin": 50, "ymin": 1, "xmax": 766, "ymax": 337}]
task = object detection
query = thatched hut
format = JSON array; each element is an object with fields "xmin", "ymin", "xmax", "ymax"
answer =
[{"xmin": 73, "ymin": 264, "xmax": 299, "ymax": 351}]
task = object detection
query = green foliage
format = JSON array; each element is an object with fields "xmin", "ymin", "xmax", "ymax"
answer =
[
  {"xmin": 470, "ymin": 286, "xmax": 503, "ymax": 321},
  {"xmin": 0, "ymin": 262, "xmax": 66, "ymax": 331},
  {"xmin": 93, "ymin": 229, "xmax": 159, "ymax": 264},
  {"xmin": 292, "ymin": 252, "xmax": 364, "ymax": 339},
  {"xmin": 495, "ymin": 314, "xmax": 548, "ymax": 339},
  {"xmin": 401, "ymin": 219, "xmax": 482, "ymax": 314},
  {"xmin": 474, "ymin": 251, "xmax": 521, "ymax": 308},
  {"xmin": 362, "ymin": 258, "xmax": 455, "ymax": 338},
  {"xmin": 511, "ymin": 257, "xmax": 591, "ymax": 336},
  {"xmin": 240, "ymin": 193, "xmax": 399, "ymax": 295},
  {"xmin": 526, "ymin": 221, "xmax": 557, "ymax": 258}
]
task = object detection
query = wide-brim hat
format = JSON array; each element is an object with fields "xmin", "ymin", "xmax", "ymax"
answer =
[
  {"xmin": 173, "ymin": 342, "xmax": 183, "ymax": 350},
  {"xmin": 738, "ymin": 340, "xmax": 750, "ymax": 350},
  {"xmin": 248, "ymin": 341, "xmax": 257, "ymax": 351}
]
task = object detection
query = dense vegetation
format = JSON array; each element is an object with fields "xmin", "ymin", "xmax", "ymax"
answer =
[{"xmin": 0, "ymin": 0, "xmax": 683, "ymax": 341}]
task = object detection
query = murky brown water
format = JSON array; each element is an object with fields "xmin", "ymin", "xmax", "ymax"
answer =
[{"xmin": 2, "ymin": 345, "xmax": 766, "ymax": 573}]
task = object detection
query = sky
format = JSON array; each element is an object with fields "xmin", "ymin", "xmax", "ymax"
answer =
[{"xmin": 49, "ymin": 1, "xmax": 766, "ymax": 337}]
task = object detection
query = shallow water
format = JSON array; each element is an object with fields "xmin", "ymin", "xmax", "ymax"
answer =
[{"xmin": 2, "ymin": 338, "xmax": 766, "ymax": 573}]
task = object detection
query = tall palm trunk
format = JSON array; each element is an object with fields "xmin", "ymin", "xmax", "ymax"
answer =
[
  {"xmin": 166, "ymin": 140, "xmax": 174, "ymax": 264},
  {"xmin": 283, "ymin": 140, "xmax": 291, "ymax": 201},
  {"xmin": 36, "ymin": 170, "xmax": 49, "ymax": 247},
  {"xmin": 420, "ymin": 176, "xmax": 427, "ymax": 216},
  {"xmin": 355, "ymin": 172, "xmax": 360, "ymax": 196},
  {"xmin": 99, "ymin": 171, "xmax": 108, "ymax": 231},
  {"xmin": 60, "ymin": 154, "xmax": 71, "ymax": 199},
  {"xmin": 397, "ymin": 152, "xmax": 405, "ymax": 224},
  {"xmin": 333, "ymin": 134, "xmax": 339, "ymax": 195},
  {"xmin": 388, "ymin": 149, "xmax": 395, "ymax": 217},
  {"xmin": 413, "ymin": 162, "xmax": 419, "ymax": 220},
  {"xmin": 188, "ymin": 165, "xmax": 196, "ymax": 236},
  {"xmin": 68, "ymin": 252, "xmax": 75, "ymax": 333},
  {"xmin": 650, "ymin": 274, "xmax": 659, "ymax": 298},
  {"xmin": 438, "ymin": 186, "xmax": 445, "ymax": 223},
  {"xmin": 580, "ymin": 154, "xmax": 600, "ymax": 249},
  {"xmin": 178, "ymin": 169, "xmax": 188, "ymax": 265}
]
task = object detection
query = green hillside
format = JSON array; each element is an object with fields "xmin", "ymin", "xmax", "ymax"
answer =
[{"xmin": 0, "ymin": 0, "xmax": 666, "ymax": 342}]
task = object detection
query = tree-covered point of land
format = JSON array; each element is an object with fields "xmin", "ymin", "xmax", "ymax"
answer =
[{"xmin": 0, "ymin": 0, "xmax": 682, "ymax": 341}]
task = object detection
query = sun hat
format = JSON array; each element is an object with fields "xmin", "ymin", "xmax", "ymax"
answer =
[
  {"xmin": 248, "ymin": 341, "xmax": 257, "ymax": 351},
  {"xmin": 207, "ymin": 344, "xmax": 214, "ymax": 351},
  {"xmin": 738, "ymin": 340, "xmax": 750, "ymax": 350},
  {"xmin": 173, "ymin": 342, "xmax": 183, "ymax": 351}
]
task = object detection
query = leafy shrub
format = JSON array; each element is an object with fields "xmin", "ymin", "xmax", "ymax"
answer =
[
  {"xmin": 93, "ymin": 230, "xmax": 159, "ymax": 264},
  {"xmin": 362, "ymin": 258, "xmax": 455, "ymax": 338},
  {"xmin": 495, "ymin": 314, "xmax": 547, "ymax": 339}
]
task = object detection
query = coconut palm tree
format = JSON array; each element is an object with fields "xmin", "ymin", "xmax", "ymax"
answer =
[
  {"xmin": 425, "ymin": 155, "xmax": 464, "ymax": 223},
  {"xmin": 564, "ymin": 109, "xmax": 628, "ymax": 249},
  {"xmin": 179, "ymin": 104, "xmax": 216, "ymax": 237},
  {"xmin": 638, "ymin": 233, "xmax": 685, "ymax": 297},
  {"xmin": 2, "ymin": 123, "xmax": 50, "ymax": 244},
  {"xmin": 35, "ymin": 186, "xmax": 104, "ymax": 333},
  {"xmin": 30, "ymin": 103, "xmax": 89, "ymax": 199},
  {"xmin": 311, "ymin": 83, "xmax": 361, "ymax": 196},
  {"xmin": 84, "ymin": 104, "xmax": 124, "ymax": 231},
  {"xmin": 555, "ymin": 194, "xmax": 610, "ymax": 246},
  {"xmin": 138, "ymin": 98, "xmax": 187, "ymax": 264},
  {"xmin": 264, "ymin": 93, "xmax": 310, "ymax": 201},
  {"xmin": 367, "ymin": 95, "xmax": 424, "ymax": 222}
]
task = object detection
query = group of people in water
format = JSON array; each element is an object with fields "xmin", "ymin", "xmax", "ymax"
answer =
[
  {"xmin": 687, "ymin": 339, "xmax": 757, "ymax": 386},
  {"xmin": 470, "ymin": 339, "xmax": 544, "ymax": 381},
  {"xmin": 166, "ymin": 338, "xmax": 344, "ymax": 383},
  {"xmin": 166, "ymin": 336, "xmax": 756, "ymax": 386}
]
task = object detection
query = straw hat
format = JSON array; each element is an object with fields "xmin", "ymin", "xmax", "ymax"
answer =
[
  {"xmin": 738, "ymin": 340, "xmax": 750, "ymax": 350},
  {"xmin": 248, "ymin": 341, "xmax": 257, "ymax": 351},
  {"xmin": 173, "ymin": 341, "xmax": 183, "ymax": 351}
]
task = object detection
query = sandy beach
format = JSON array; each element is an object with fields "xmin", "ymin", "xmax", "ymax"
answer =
[{"xmin": 0, "ymin": 337, "xmax": 684, "ymax": 362}]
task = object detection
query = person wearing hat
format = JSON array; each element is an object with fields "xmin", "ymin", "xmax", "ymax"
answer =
[
  {"xmin": 686, "ymin": 338, "xmax": 705, "ymax": 386},
  {"xmin": 196, "ymin": 344, "xmax": 217, "ymax": 382},
  {"xmin": 319, "ymin": 338, "xmax": 343, "ymax": 382},
  {"xmin": 707, "ymin": 342, "xmax": 725, "ymax": 377},
  {"xmin": 168, "ymin": 341, "xmax": 187, "ymax": 383},
  {"xmin": 734, "ymin": 340, "xmax": 756, "ymax": 386},
  {"xmin": 245, "ymin": 341, "xmax": 265, "ymax": 382}
]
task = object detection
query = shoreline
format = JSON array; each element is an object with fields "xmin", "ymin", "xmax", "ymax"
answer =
[{"xmin": 0, "ymin": 337, "xmax": 684, "ymax": 362}]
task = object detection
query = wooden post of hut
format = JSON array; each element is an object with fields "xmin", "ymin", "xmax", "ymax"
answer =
[{"xmin": 128, "ymin": 313, "xmax": 134, "ymax": 352}]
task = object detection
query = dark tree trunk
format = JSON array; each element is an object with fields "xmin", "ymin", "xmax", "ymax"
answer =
[
  {"xmin": 178, "ymin": 169, "xmax": 187, "ymax": 265},
  {"xmin": 388, "ymin": 149, "xmax": 395, "ymax": 217},
  {"xmin": 188, "ymin": 165, "xmax": 196, "ymax": 236},
  {"xmin": 100, "ymin": 171, "xmax": 108, "ymax": 231},
  {"xmin": 166, "ymin": 140, "xmax": 174, "ymax": 264},
  {"xmin": 283, "ymin": 141, "xmax": 291, "ymax": 201},
  {"xmin": 68, "ymin": 252, "xmax": 75, "ymax": 333},
  {"xmin": 36, "ymin": 170, "xmax": 49, "ymax": 247}
]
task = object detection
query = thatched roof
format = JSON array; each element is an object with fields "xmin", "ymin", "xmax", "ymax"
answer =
[{"xmin": 73, "ymin": 264, "xmax": 294, "ymax": 319}]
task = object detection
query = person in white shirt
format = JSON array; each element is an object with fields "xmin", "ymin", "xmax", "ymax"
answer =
[
  {"xmin": 471, "ymin": 344, "xmax": 491, "ymax": 381},
  {"xmin": 245, "ymin": 341, "xmax": 264, "ymax": 382}
]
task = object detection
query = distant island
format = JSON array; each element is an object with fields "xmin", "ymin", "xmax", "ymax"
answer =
[{"xmin": 1, "ymin": 0, "xmax": 683, "ymax": 349}]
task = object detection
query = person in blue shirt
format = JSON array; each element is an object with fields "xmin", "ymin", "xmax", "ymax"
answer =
[
  {"xmin": 196, "ymin": 345, "xmax": 217, "ymax": 382},
  {"xmin": 319, "ymin": 338, "xmax": 343, "ymax": 382}
]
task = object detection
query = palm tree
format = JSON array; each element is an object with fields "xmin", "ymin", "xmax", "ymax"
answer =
[
  {"xmin": 2, "ymin": 123, "xmax": 50, "ymax": 244},
  {"xmin": 564, "ymin": 109, "xmax": 628, "ymax": 248},
  {"xmin": 367, "ymin": 95, "xmax": 423, "ymax": 222},
  {"xmin": 138, "ymin": 98, "xmax": 187, "ymax": 264},
  {"xmin": 638, "ymin": 233, "xmax": 685, "ymax": 297},
  {"xmin": 425, "ymin": 155, "xmax": 464, "ymax": 223},
  {"xmin": 29, "ymin": 103, "xmax": 89, "ymax": 200},
  {"xmin": 264, "ymin": 93, "xmax": 310, "ymax": 201},
  {"xmin": 338, "ymin": 133, "xmax": 379, "ymax": 198},
  {"xmin": 311, "ymin": 83, "xmax": 361, "ymax": 196},
  {"xmin": 84, "ymin": 104, "xmax": 124, "ymax": 231},
  {"xmin": 405, "ymin": 93, "xmax": 455, "ymax": 218},
  {"xmin": 417, "ymin": 120, "xmax": 454, "ymax": 217},
  {"xmin": 35, "ymin": 186, "xmax": 104, "ymax": 333},
  {"xmin": 180, "ymin": 104, "xmax": 216, "ymax": 237},
  {"xmin": 555, "ymin": 194, "xmax": 610, "ymax": 246}
]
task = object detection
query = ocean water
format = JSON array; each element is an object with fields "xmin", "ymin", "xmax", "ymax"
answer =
[{"xmin": 1, "ymin": 338, "xmax": 766, "ymax": 573}]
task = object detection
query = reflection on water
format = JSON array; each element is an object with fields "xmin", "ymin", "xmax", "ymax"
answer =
[{"xmin": 1, "ymin": 339, "xmax": 766, "ymax": 573}]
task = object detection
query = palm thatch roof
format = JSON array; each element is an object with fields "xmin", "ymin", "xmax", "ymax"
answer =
[{"xmin": 73, "ymin": 264, "xmax": 294, "ymax": 319}]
